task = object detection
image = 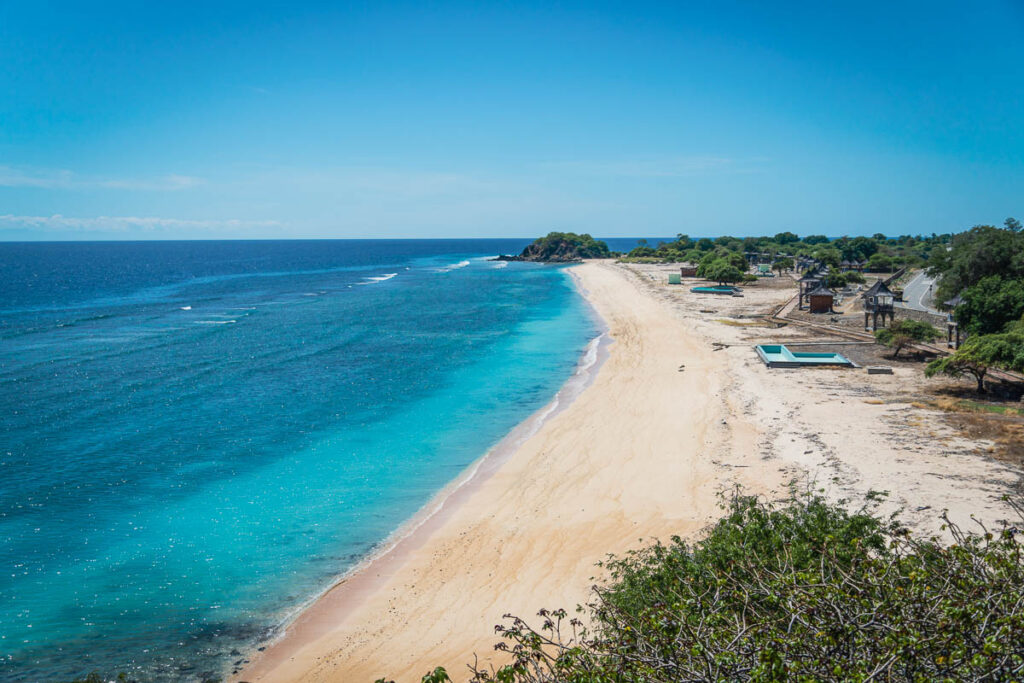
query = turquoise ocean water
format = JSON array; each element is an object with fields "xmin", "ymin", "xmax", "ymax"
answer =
[{"xmin": 0, "ymin": 239, "xmax": 635, "ymax": 682}]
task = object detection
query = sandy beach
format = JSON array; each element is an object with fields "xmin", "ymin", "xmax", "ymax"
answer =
[{"xmin": 237, "ymin": 261, "xmax": 1019, "ymax": 683}]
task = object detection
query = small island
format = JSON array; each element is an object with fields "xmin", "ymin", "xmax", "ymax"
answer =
[{"xmin": 497, "ymin": 231, "xmax": 614, "ymax": 262}]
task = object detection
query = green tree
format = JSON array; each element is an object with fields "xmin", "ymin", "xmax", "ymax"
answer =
[
  {"xmin": 714, "ymin": 235, "xmax": 743, "ymax": 251},
  {"xmin": 956, "ymin": 275, "xmax": 1024, "ymax": 336},
  {"xmin": 696, "ymin": 248, "xmax": 745, "ymax": 275},
  {"xmin": 874, "ymin": 319, "xmax": 940, "ymax": 359},
  {"xmin": 928, "ymin": 224, "xmax": 1024, "ymax": 302},
  {"xmin": 773, "ymin": 231, "xmax": 800, "ymax": 244},
  {"xmin": 925, "ymin": 327, "xmax": 1024, "ymax": 393},
  {"xmin": 803, "ymin": 234, "xmax": 830, "ymax": 245},
  {"xmin": 812, "ymin": 246, "xmax": 841, "ymax": 268},
  {"xmin": 844, "ymin": 236, "xmax": 879, "ymax": 261},
  {"xmin": 824, "ymin": 271, "xmax": 847, "ymax": 289},
  {"xmin": 520, "ymin": 232, "xmax": 612, "ymax": 260},
  {"xmin": 866, "ymin": 252, "xmax": 894, "ymax": 272},
  {"xmin": 703, "ymin": 260, "xmax": 745, "ymax": 284},
  {"xmin": 772, "ymin": 257, "xmax": 793, "ymax": 276}
]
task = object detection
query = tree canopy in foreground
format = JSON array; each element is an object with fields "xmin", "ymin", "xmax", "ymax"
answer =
[{"xmin": 382, "ymin": 490, "xmax": 1024, "ymax": 683}]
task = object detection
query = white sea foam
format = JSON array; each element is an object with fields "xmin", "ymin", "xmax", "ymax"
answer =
[
  {"xmin": 358, "ymin": 273, "xmax": 398, "ymax": 285},
  {"xmin": 492, "ymin": 261, "xmax": 508, "ymax": 269},
  {"xmin": 180, "ymin": 306, "xmax": 192, "ymax": 310},
  {"xmin": 195, "ymin": 320, "xmax": 236, "ymax": 324},
  {"xmin": 436, "ymin": 260, "xmax": 471, "ymax": 273}
]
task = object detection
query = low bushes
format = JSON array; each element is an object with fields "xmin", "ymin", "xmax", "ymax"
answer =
[{"xmin": 390, "ymin": 490, "xmax": 1024, "ymax": 682}]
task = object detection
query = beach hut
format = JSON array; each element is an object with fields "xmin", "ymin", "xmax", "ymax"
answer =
[
  {"xmin": 679, "ymin": 263, "xmax": 698, "ymax": 277},
  {"xmin": 861, "ymin": 279, "xmax": 895, "ymax": 331},
  {"xmin": 797, "ymin": 270, "xmax": 822, "ymax": 310},
  {"xmin": 807, "ymin": 285, "xmax": 836, "ymax": 313},
  {"xmin": 668, "ymin": 273, "xmax": 681, "ymax": 285}
]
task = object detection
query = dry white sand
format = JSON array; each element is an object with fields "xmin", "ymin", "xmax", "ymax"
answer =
[{"xmin": 236, "ymin": 261, "xmax": 1018, "ymax": 683}]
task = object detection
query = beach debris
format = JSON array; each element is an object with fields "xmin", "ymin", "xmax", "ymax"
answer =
[
  {"xmin": 678, "ymin": 363, "xmax": 686, "ymax": 372},
  {"xmin": 867, "ymin": 366, "xmax": 894, "ymax": 374}
]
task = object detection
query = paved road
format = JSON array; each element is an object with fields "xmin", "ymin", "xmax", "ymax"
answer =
[{"xmin": 898, "ymin": 270, "xmax": 940, "ymax": 314}]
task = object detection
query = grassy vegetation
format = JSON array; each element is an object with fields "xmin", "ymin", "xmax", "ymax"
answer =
[
  {"xmin": 384, "ymin": 490, "xmax": 1024, "ymax": 683},
  {"xmin": 927, "ymin": 397, "xmax": 1023, "ymax": 417}
]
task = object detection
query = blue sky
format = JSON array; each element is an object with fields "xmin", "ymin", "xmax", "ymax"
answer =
[{"xmin": 1, "ymin": 1, "xmax": 1021, "ymax": 240}]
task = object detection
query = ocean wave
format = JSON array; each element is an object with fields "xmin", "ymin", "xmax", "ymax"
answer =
[
  {"xmin": 435, "ymin": 260, "xmax": 471, "ymax": 273},
  {"xmin": 195, "ymin": 320, "xmax": 236, "ymax": 324},
  {"xmin": 180, "ymin": 306, "xmax": 192, "ymax": 311},
  {"xmin": 357, "ymin": 273, "xmax": 398, "ymax": 285},
  {"xmin": 492, "ymin": 262, "xmax": 508, "ymax": 269}
]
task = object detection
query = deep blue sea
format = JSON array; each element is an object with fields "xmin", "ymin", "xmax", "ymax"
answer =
[{"xmin": 0, "ymin": 238, "xmax": 646, "ymax": 682}]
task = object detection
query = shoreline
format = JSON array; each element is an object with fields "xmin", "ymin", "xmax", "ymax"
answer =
[
  {"xmin": 234, "ymin": 266, "xmax": 612, "ymax": 680},
  {"xmin": 236, "ymin": 261, "xmax": 782, "ymax": 682},
  {"xmin": 236, "ymin": 260, "xmax": 1019, "ymax": 683}
]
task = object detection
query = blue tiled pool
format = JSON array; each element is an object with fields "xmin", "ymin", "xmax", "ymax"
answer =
[
  {"xmin": 755, "ymin": 344, "xmax": 856, "ymax": 368},
  {"xmin": 691, "ymin": 286, "xmax": 741, "ymax": 295}
]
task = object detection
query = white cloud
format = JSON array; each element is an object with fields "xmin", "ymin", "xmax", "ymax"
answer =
[
  {"xmin": 0, "ymin": 214, "xmax": 281, "ymax": 233},
  {"xmin": 0, "ymin": 166, "xmax": 203, "ymax": 191}
]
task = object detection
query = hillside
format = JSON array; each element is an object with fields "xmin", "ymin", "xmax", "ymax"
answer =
[{"xmin": 499, "ymin": 232, "xmax": 613, "ymax": 262}]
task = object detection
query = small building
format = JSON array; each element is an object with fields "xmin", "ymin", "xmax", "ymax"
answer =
[
  {"xmin": 807, "ymin": 285, "xmax": 836, "ymax": 314},
  {"xmin": 679, "ymin": 263, "xmax": 698, "ymax": 277},
  {"xmin": 668, "ymin": 273, "xmax": 681, "ymax": 285},
  {"xmin": 797, "ymin": 269, "xmax": 823, "ymax": 310},
  {"xmin": 861, "ymin": 279, "xmax": 896, "ymax": 331}
]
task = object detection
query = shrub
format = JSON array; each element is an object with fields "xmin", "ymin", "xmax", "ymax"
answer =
[
  {"xmin": 825, "ymin": 271, "xmax": 847, "ymax": 289},
  {"xmin": 405, "ymin": 491, "xmax": 1024, "ymax": 683},
  {"xmin": 874, "ymin": 319, "xmax": 940, "ymax": 358}
]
